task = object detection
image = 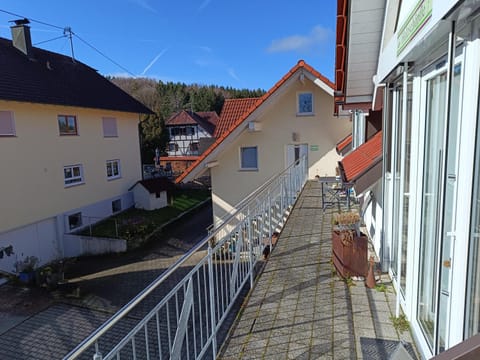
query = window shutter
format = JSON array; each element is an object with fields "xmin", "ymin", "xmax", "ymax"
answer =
[
  {"xmin": 0, "ymin": 111, "xmax": 15, "ymax": 135},
  {"xmin": 102, "ymin": 117, "xmax": 118, "ymax": 137}
]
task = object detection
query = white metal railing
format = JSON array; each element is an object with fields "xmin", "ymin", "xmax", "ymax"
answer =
[{"xmin": 63, "ymin": 156, "xmax": 308, "ymax": 360}]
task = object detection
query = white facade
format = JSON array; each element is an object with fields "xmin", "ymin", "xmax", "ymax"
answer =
[
  {"xmin": 132, "ymin": 184, "xmax": 168, "ymax": 211},
  {"xmin": 178, "ymin": 62, "xmax": 351, "ymax": 226},
  {"xmin": 0, "ymin": 101, "xmax": 142, "ymax": 274},
  {"xmin": 167, "ymin": 124, "xmax": 211, "ymax": 156},
  {"xmin": 372, "ymin": 0, "xmax": 480, "ymax": 357}
]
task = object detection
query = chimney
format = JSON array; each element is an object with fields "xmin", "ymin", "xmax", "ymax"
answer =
[{"xmin": 10, "ymin": 18, "xmax": 33, "ymax": 57}]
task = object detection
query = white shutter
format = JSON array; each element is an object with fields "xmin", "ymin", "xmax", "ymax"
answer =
[{"xmin": 0, "ymin": 111, "xmax": 15, "ymax": 135}]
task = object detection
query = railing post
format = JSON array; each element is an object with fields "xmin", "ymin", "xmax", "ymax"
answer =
[
  {"xmin": 93, "ymin": 341, "xmax": 102, "ymax": 360},
  {"xmin": 268, "ymin": 191, "xmax": 273, "ymax": 249},
  {"xmin": 247, "ymin": 210, "xmax": 254, "ymax": 288},
  {"xmin": 207, "ymin": 245, "xmax": 217, "ymax": 359}
]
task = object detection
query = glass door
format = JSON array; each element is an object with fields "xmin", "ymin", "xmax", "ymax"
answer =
[
  {"xmin": 418, "ymin": 69, "xmax": 447, "ymax": 350},
  {"xmin": 417, "ymin": 59, "xmax": 462, "ymax": 353}
]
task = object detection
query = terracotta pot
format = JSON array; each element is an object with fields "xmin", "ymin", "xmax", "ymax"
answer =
[{"xmin": 332, "ymin": 230, "xmax": 368, "ymax": 278}]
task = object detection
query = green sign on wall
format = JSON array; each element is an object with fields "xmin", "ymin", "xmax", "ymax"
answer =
[
  {"xmin": 310, "ymin": 145, "xmax": 319, "ymax": 151},
  {"xmin": 397, "ymin": 0, "xmax": 433, "ymax": 55}
]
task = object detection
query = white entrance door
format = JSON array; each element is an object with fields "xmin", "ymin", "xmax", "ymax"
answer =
[{"xmin": 286, "ymin": 144, "xmax": 308, "ymax": 168}]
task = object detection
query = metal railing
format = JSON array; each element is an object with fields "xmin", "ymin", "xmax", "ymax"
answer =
[{"xmin": 64, "ymin": 156, "xmax": 308, "ymax": 360}]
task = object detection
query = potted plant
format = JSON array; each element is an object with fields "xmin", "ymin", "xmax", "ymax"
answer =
[
  {"xmin": 14, "ymin": 256, "xmax": 39, "ymax": 284},
  {"xmin": 331, "ymin": 211, "xmax": 368, "ymax": 278}
]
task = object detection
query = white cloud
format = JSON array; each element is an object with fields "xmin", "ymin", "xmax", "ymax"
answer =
[
  {"xmin": 266, "ymin": 25, "xmax": 332, "ymax": 53},
  {"xmin": 141, "ymin": 48, "xmax": 168, "ymax": 76}
]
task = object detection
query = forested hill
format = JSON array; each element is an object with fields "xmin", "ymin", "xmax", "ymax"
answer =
[{"xmin": 108, "ymin": 76, "xmax": 265, "ymax": 162}]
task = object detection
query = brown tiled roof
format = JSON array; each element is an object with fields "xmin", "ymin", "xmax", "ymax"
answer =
[
  {"xmin": 339, "ymin": 130, "xmax": 382, "ymax": 182},
  {"xmin": 130, "ymin": 177, "xmax": 175, "ymax": 193},
  {"xmin": 214, "ymin": 98, "xmax": 260, "ymax": 137},
  {"xmin": 176, "ymin": 60, "xmax": 334, "ymax": 184},
  {"xmin": 165, "ymin": 110, "xmax": 219, "ymax": 135},
  {"xmin": 336, "ymin": 133, "xmax": 352, "ymax": 154},
  {"xmin": 0, "ymin": 37, "xmax": 153, "ymax": 114}
]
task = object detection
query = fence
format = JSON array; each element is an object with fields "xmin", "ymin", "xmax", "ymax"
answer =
[{"xmin": 64, "ymin": 156, "xmax": 308, "ymax": 360}]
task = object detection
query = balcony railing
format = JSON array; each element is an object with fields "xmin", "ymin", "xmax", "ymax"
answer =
[{"xmin": 64, "ymin": 156, "xmax": 308, "ymax": 360}]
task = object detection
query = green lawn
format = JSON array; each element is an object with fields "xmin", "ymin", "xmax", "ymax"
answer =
[{"xmin": 79, "ymin": 189, "xmax": 210, "ymax": 245}]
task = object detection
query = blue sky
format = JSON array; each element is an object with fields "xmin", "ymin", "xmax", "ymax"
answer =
[{"xmin": 0, "ymin": 1, "xmax": 337, "ymax": 90}]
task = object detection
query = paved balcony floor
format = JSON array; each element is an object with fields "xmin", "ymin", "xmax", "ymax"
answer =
[{"xmin": 219, "ymin": 180, "xmax": 418, "ymax": 360}]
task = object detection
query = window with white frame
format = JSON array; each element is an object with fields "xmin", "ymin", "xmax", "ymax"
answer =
[
  {"xmin": 0, "ymin": 111, "xmax": 15, "ymax": 136},
  {"xmin": 112, "ymin": 199, "xmax": 122, "ymax": 213},
  {"xmin": 106, "ymin": 159, "xmax": 121, "ymax": 179},
  {"xmin": 58, "ymin": 115, "xmax": 78, "ymax": 135},
  {"xmin": 102, "ymin": 117, "xmax": 118, "ymax": 137},
  {"xmin": 240, "ymin": 146, "xmax": 258, "ymax": 170},
  {"xmin": 189, "ymin": 142, "xmax": 199, "ymax": 152},
  {"xmin": 68, "ymin": 212, "xmax": 83, "ymax": 230},
  {"xmin": 64, "ymin": 164, "xmax": 84, "ymax": 186},
  {"xmin": 297, "ymin": 92, "xmax": 314, "ymax": 115}
]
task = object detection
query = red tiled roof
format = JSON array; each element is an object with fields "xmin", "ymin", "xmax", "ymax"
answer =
[
  {"xmin": 214, "ymin": 98, "xmax": 260, "ymax": 137},
  {"xmin": 165, "ymin": 110, "xmax": 219, "ymax": 135},
  {"xmin": 175, "ymin": 60, "xmax": 334, "ymax": 184},
  {"xmin": 340, "ymin": 130, "xmax": 382, "ymax": 182},
  {"xmin": 336, "ymin": 133, "xmax": 352, "ymax": 153}
]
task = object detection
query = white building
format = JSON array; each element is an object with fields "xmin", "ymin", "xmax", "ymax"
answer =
[
  {"xmin": 336, "ymin": 0, "xmax": 480, "ymax": 357},
  {"xmin": 177, "ymin": 60, "xmax": 350, "ymax": 226},
  {"xmin": 0, "ymin": 21, "xmax": 152, "ymax": 273}
]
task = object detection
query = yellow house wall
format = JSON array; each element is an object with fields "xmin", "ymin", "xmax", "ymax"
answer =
[
  {"xmin": 0, "ymin": 100, "xmax": 141, "ymax": 232},
  {"xmin": 211, "ymin": 80, "xmax": 350, "ymax": 221}
]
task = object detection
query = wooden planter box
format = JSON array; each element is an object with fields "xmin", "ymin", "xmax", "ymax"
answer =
[{"xmin": 332, "ymin": 230, "xmax": 368, "ymax": 278}]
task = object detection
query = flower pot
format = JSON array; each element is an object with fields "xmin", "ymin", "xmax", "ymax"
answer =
[{"xmin": 332, "ymin": 230, "xmax": 368, "ymax": 278}]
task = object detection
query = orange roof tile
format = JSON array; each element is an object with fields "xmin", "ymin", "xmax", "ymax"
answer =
[
  {"xmin": 336, "ymin": 133, "xmax": 352, "ymax": 153},
  {"xmin": 175, "ymin": 60, "xmax": 334, "ymax": 184},
  {"xmin": 340, "ymin": 130, "xmax": 382, "ymax": 182},
  {"xmin": 214, "ymin": 98, "xmax": 260, "ymax": 137}
]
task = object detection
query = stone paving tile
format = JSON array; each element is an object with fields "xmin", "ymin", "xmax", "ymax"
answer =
[{"xmin": 217, "ymin": 181, "xmax": 421, "ymax": 360}]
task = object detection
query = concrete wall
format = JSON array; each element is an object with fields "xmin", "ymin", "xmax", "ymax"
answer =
[
  {"xmin": 211, "ymin": 79, "xmax": 350, "ymax": 221},
  {"xmin": 63, "ymin": 234, "xmax": 126, "ymax": 258}
]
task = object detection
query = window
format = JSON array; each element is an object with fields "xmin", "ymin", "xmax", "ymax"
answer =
[
  {"xmin": 68, "ymin": 212, "xmax": 83, "ymax": 230},
  {"xmin": 106, "ymin": 159, "xmax": 121, "ymax": 179},
  {"xmin": 112, "ymin": 199, "xmax": 122, "ymax": 213},
  {"xmin": 187, "ymin": 126, "xmax": 195, "ymax": 136},
  {"xmin": 189, "ymin": 142, "xmax": 199, "ymax": 152},
  {"xmin": 64, "ymin": 165, "xmax": 84, "ymax": 186},
  {"xmin": 168, "ymin": 143, "xmax": 179, "ymax": 152},
  {"xmin": 102, "ymin": 117, "xmax": 118, "ymax": 137},
  {"xmin": 155, "ymin": 192, "xmax": 161, "ymax": 198},
  {"xmin": 58, "ymin": 115, "xmax": 78, "ymax": 135},
  {"xmin": 0, "ymin": 111, "xmax": 15, "ymax": 136},
  {"xmin": 297, "ymin": 92, "xmax": 313, "ymax": 115},
  {"xmin": 240, "ymin": 146, "xmax": 258, "ymax": 170}
]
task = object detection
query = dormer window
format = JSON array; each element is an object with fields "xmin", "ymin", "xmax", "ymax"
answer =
[{"xmin": 297, "ymin": 92, "xmax": 314, "ymax": 115}]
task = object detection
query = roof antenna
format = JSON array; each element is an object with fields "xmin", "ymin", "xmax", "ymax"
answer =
[{"xmin": 63, "ymin": 27, "xmax": 75, "ymax": 62}]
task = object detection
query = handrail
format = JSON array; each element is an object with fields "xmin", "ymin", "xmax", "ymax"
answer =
[
  {"xmin": 207, "ymin": 159, "xmax": 303, "ymax": 231},
  {"xmin": 64, "ymin": 155, "xmax": 308, "ymax": 360}
]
